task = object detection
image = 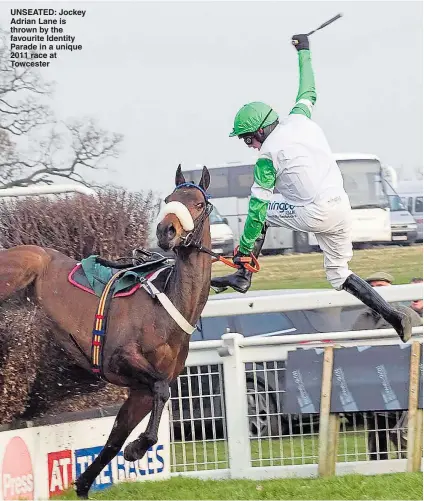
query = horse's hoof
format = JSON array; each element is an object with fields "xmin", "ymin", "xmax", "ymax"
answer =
[
  {"xmin": 124, "ymin": 435, "xmax": 154, "ymax": 461},
  {"xmin": 74, "ymin": 480, "xmax": 90, "ymax": 499}
]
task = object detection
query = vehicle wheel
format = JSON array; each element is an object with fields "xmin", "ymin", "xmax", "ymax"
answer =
[{"xmin": 246, "ymin": 381, "xmax": 281, "ymax": 438}]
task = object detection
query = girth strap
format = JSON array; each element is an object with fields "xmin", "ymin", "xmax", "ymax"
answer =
[
  {"xmin": 91, "ymin": 269, "xmax": 122, "ymax": 377},
  {"xmin": 90, "ymin": 266, "xmax": 195, "ymax": 378}
]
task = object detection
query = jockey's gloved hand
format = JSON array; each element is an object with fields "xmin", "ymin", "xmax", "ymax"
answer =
[
  {"xmin": 292, "ymin": 34, "xmax": 309, "ymax": 51},
  {"xmin": 232, "ymin": 249, "xmax": 252, "ymax": 267}
]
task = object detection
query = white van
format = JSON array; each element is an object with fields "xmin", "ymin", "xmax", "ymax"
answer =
[
  {"xmin": 388, "ymin": 194, "xmax": 418, "ymax": 244},
  {"xmin": 398, "ymin": 188, "xmax": 423, "ymax": 242},
  {"xmin": 209, "ymin": 205, "xmax": 234, "ymax": 256}
]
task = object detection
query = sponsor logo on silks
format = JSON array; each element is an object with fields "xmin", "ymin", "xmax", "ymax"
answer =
[
  {"xmin": 267, "ymin": 200, "xmax": 296, "ymax": 218},
  {"xmin": 1, "ymin": 437, "xmax": 34, "ymax": 501},
  {"xmin": 47, "ymin": 444, "xmax": 165, "ymax": 497}
]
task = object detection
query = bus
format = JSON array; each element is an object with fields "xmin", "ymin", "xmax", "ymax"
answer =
[{"xmin": 183, "ymin": 153, "xmax": 391, "ymax": 253}]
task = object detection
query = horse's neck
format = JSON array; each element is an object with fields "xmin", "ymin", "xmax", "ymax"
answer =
[{"xmin": 168, "ymin": 248, "xmax": 211, "ymax": 325}]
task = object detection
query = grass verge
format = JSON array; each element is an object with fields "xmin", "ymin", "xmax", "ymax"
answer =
[
  {"xmin": 57, "ymin": 472, "xmax": 423, "ymax": 500},
  {"xmin": 211, "ymin": 245, "xmax": 423, "ymax": 291}
]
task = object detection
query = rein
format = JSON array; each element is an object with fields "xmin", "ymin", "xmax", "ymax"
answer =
[{"xmin": 194, "ymin": 243, "xmax": 260, "ymax": 274}]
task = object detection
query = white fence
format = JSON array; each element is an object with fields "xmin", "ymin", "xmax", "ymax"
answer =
[
  {"xmin": 0, "ymin": 185, "xmax": 95, "ymax": 198},
  {"xmin": 169, "ymin": 284, "xmax": 423, "ymax": 480},
  {"xmin": 202, "ymin": 283, "xmax": 423, "ymax": 317}
]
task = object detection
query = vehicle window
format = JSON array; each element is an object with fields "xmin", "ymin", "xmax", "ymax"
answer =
[
  {"xmin": 208, "ymin": 169, "xmax": 230, "ymax": 198},
  {"xmin": 415, "ymin": 196, "xmax": 423, "ymax": 214},
  {"xmin": 228, "ymin": 165, "xmax": 254, "ymax": 198},
  {"xmin": 209, "ymin": 206, "xmax": 225, "ymax": 224},
  {"xmin": 388, "ymin": 195, "xmax": 406, "ymax": 211},
  {"xmin": 185, "ymin": 168, "xmax": 230, "ymax": 198},
  {"xmin": 408, "ymin": 197, "xmax": 413, "ymax": 214},
  {"xmin": 201, "ymin": 316, "xmax": 232, "ymax": 340},
  {"xmin": 337, "ymin": 159, "xmax": 387, "ymax": 209},
  {"xmin": 235, "ymin": 312, "xmax": 296, "ymax": 337}
]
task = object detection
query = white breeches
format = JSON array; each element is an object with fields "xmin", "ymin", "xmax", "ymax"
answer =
[{"xmin": 266, "ymin": 191, "xmax": 353, "ymax": 290}]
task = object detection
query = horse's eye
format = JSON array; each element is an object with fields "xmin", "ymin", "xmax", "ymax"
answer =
[{"xmin": 196, "ymin": 202, "xmax": 204, "ymax": 210}]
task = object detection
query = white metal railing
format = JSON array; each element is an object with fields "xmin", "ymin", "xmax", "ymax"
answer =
[
  {"xmin": 202, "ymin": 283, "xmax": 423, "ymax": 317},
  {"xmin": 0, "ymin": 184, "xmax": 95, "ymax": 197},
  {"xmin": 170, "ymin": 284, "xmax": 423, "ymax": 479},
  {"xmin": 170, "ymin": 332, "xmax": 423, "ymax": 479}
]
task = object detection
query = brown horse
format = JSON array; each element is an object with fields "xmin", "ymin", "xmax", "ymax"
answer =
[{"xmin": 0, "ymin": 165, "xmax": 212, "ymax": 498}]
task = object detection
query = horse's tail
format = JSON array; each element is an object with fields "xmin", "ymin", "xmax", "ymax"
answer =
[{"xmin": 0, "ymin": 245, "xmax": 51, "ymax": 301}]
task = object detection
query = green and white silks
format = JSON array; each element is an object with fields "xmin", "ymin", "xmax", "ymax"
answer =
[{"xmin": 239, "ymin": 49, "xmax": 317, "ymax": 254}]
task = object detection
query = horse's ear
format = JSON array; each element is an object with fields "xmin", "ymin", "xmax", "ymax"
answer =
[
  {"xmin": 175, "ymin": 164, "xmax": 185, "ymax": 186},
  {"xmin": 199, "ymin": 166, "xmax": 210, "ymax": 191}
]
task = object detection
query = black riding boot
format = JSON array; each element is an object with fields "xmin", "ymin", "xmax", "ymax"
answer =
[
  {"xmin": 342, "ymin": 273, "xmax": 412, "ymax": 343},
  {"xmin": 211, "ymin": 225, "xmax": 267, "ymax": 294}
]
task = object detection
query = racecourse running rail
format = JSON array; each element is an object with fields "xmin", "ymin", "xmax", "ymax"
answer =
[{"xmin": 169, "ymin": 284, "xmax": 423, "ymax": 479}]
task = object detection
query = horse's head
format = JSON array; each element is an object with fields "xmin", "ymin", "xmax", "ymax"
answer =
[{"xmin": 156, "ymin": 165, "xmax": 211, "ymax": 251}]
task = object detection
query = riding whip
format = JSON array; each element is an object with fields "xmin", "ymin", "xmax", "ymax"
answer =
[{"xmin": 292, "ymin": 13, "xmax": 343, "ymax": 45}]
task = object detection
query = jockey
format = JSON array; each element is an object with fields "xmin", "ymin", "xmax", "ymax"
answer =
[{"xmin": 211, "ymin": 34, "xmax": 412, "ymax": 343}]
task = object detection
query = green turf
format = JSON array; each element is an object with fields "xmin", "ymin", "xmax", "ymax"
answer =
[
  {"xmin": 211, "ymin": 246, "xmax": 423, "ymax": 292},
  {"xmin": 57, "ymin": 472, "xmax": 423, "ymax": 499}
]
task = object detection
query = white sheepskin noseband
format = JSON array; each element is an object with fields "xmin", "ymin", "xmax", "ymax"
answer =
[{"xmin": 158, "ymin": 201, "xmax": 194, "ymax": 231}]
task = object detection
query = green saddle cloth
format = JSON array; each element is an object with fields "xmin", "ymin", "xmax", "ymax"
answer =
[{"xmin": 79, "ymin": 255, "xmax": 166, "ymax": 297}]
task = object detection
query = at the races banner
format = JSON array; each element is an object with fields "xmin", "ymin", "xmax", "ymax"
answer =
[{"xmin": 0, "ymin": 409, "xmax": 170, "ymax": 500}]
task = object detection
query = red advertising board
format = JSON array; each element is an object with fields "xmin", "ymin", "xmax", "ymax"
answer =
[
  {"xmin": 1, "ymin": 437, "xmax": 34, "ymax": 500},
  {"xmin": 47, "ymin": 450, "xmax": 73, "ymax": 497}
]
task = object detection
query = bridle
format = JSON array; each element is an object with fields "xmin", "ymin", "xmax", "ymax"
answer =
[
  {"xmin": 169, "ymin": 182, "xmax": 213, "ymax": 249},
  {"xmin": 167, "ymin": 183, "xmax": 260, "ymax": 273}
]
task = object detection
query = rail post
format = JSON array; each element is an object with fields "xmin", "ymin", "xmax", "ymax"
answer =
[
  {"xmin": 318, "ymin": 345, "xmax": 339, "ymax": 476},
  {"xmin": 218, "ymin": 333, "xmax": 251, "ymax": 478},
  {"xmin": 407, "ymin": 341, "xmax": 422, "ymax": 472}
]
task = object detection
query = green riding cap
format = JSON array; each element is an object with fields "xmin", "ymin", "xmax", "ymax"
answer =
[{"xmin": 229, "ymin": 102, "xmax": 279, "ymax": 137}]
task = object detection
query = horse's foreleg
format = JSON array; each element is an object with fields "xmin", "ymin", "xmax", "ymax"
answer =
[
  {"xmin": 123, "ymin": 379, "xmax": 169, "ymax": 461},
  {"xmin": 74, "ymin": 388, "xmax": 153, "ymax": 499}
]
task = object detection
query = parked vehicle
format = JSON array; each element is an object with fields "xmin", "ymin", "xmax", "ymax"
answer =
[
  {"xmin": 309, "ymin": 153, "xmax": 392, "ymax": 249},
  {"xmin": 170, "ymin": 289, "xmax": 370, "ymax": 440},
  {"xmin": 209, "ymin": 206, "xmax": 234, "ymax": 256},
  {"xmin": 398, "ymin": 190, "xmax": 423, "ymax": 242},
  {"xmin": 388, "ymin": 194, "xmax": 418, "ymax": 244}
]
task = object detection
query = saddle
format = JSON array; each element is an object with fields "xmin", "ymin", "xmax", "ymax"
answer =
[{"xmin": 68, "ymin": 249, "xmax": 173, "ymax": 298}]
